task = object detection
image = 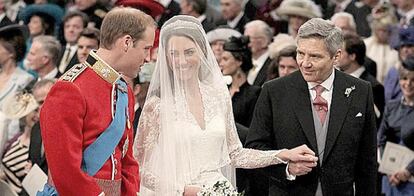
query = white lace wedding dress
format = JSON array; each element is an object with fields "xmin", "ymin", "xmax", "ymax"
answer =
[{"xmin": 134, "ymin": 84, "xmax": 286, "ymax": 195}]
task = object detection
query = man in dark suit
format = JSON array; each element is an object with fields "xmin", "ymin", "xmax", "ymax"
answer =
[
  {"xmin": 244, "ymin": 20, "xmax": 273, "ymax": 87},
  {"xmin": 180, "ymin": 0, "xmax": 217, "ymax": 33},
  {"xmin": 330, "ymin": 12, "xmax": 378, "ymax": 78},
  {"xmin": 0, "ymin": 1, "xmax": 13, "ymax": 28},
  {"xmin": 337, "ymin": 33, "xmax": 385, "ymax": 126},
  {"xmin": 58, "ymin": 11, "xmax": 89, "ymax": 74},
  {"xmin": 28, "ymin": 79, "xmax": 55, "ymax": 173},
  {"xmin": 26, "ymin": 36, "xmax": 62, "ymax": 80},
  {"xmin": 245, "ymin": 18, "xmax": 377, "ymax": 196},
  {"xmin": 220, "ymin": 0, "xmax": 249, "ymax": 33}
]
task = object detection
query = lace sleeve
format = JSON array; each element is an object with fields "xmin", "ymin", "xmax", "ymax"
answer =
[
  {"xmin": 225, "ymin": 96, "xmax": 287, "ymax": 169},
  {"xmin": 133, "ymin": 97, "xmax": 160, "ymax": 191}
]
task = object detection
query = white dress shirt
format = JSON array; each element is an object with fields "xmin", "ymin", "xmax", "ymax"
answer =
[
  {"xmin": 227, "ymin": 11, "xmax": 244, "ymax": 29},
  {"xmin": 0, "ymin": 13, "xmax": 5, "ymax": 23},
  {"xmin": 307, "ymin": 69, "xmax": 335, "ymax": 111},
  {"xmin": 349, "ymin": 66, "xmax": 365, "ymax": 79},
  {"xmin": 40, "ymin": 68, "xmax": 59, "ymax": 81},
  {"xmin": 197, "ymin": 14, "xmax": 207, "ymax": 23},
  {"xmin": 247, "ymin": 51, "xmax": 269, "ymax": 85},
  {"xmin": 59, "ymin": 44, "xmax": 78, "ymax": 73}
]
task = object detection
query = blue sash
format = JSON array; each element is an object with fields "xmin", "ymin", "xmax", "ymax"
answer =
[{"xmin": 37, "ymin": 80, "xmax": 128, "ymax": 195}]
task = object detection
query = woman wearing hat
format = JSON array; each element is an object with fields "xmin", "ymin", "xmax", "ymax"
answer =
[
  {"xmin": 206, "ymin": 26, "xmax": 241, "ymax": 63},
  {"xmin": 384, "ymin": 26, "xmax": 414, "ymax": 103},
  {"xmin": 0, "ymin": 92, "xmax": 39, "ymax": 195},
  {"xmin": 378, "ymin": 56, "xmax": 414, "ymax": 196},
  {"xmin": 0, "ymin": 24, "xmax": 35, "ymax": 158},
  {"xmin": 220, "ymin": 36, "xmax": 261, "ymax": 130},
  {"xmin": 18, "ymin": 3, "xmax": 63, "ymax": 54},
  {"xmin": 219, "ymin": 35, "xmax": 262, "ymax": 193},
  {"xmin": 275, "ymin": 0, "xmax": 321, "ymax": 38}
]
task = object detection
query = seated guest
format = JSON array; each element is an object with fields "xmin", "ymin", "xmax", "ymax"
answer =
[
  {"xmin": 0, "ymin": 25, "xmax": 34, "ymax": 157},
  {"xmin": 76, "ymin": 27, "xmax": 100, "ymax": 63},
  {"xmin": 267, "ymin": 45, "xmax": 298, "ymax": 81},
  {"xmin": 378, "ymin": 55, "xmax": 414, "ymax": 195},
  {"xmin": 337, "ymin": 33, "xmax": 385, "ymax": 126},
  {"xmin": 384, "ymin": 26, "xmax": 414, "ymax": 102},
  {"xmin": 206, "ymin": 26, "xmax": 241, "ymax": 63},
  {"xmin": 26, "ymin": 35, "xmax": 62, "ymax": 80},
  {"xmin": 220, "ymin": 35, "xmax": 261, "ymax": 193},
  {"xmin": 0, "ymin": 92, "xmax": 39, "ymax": 195},
  {"xmin": 27, "ymin": 79, "xmax": 55, "ymax": 174}
]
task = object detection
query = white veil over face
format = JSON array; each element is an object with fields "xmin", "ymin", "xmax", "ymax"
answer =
[{"xmin": 135, "ymin": 15, "xmax": 237, "ymax": 195}]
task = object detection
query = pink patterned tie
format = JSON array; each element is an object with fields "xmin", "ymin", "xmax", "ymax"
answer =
[{"xmin": 313, "ymin": 85, "xmax": 328, "ymax": 125}]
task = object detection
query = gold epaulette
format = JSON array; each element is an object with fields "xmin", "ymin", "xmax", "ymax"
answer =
[
  {"xmin": 85, "ymin": 51, "xmax": 120, "ymax": 85},
  {"xmin": 94, "ymin": 9, "xmax": 107, "ymax": 19},
  {"xmin": 59, "ymin": 63, "xmax": 87, "ymax": 82}
]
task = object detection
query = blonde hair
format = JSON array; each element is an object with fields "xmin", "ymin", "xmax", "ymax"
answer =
[
  {"xmin": 100, "ymin": 7, "xmax": 156, "ymax": 49},
  {"xmin": 371, "ymin": 3, "xmax": 397, "ymax": 30}
]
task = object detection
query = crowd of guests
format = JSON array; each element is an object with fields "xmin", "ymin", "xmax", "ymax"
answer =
[{"xmin": 0, "ymin": 0, "xmax": 413, "ymax": 195}]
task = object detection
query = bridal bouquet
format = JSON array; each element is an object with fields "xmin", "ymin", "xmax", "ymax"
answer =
[{"xmin": 197, "ymin": 181, "xmax": 244, "ymax": 196}]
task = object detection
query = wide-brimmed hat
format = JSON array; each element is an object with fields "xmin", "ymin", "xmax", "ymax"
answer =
[
  {"xmin": 276, "ymin": 0, "xmax": 322, "ymax": 20},
  {"xmin": 0, "ymin": 24, "xmax": 29, "ymax": 39},
  {"xmin": 398, "ymin": 26, "xmax": 414, "ymax": 49},
  {"xmin": 268, "ymin": 33, "xmax": 296, "ymax": 59},
  {"xmin": 116, "ymin": 0, "xmax": 165, "ymax": 18},
  {"xmin": 2, "ymin": 92, "xmax": 39, "ymax": 120},
  {"xmin": 206, "ymin": 27, "xmax": 242, "ymax": 43},
  {"xmin": 0, "ymin": 24, "xmax": 29, "ymax": 61},
  {"xmin": 18, "ymin": 3, "xmax": 64, "ymax": 26}
]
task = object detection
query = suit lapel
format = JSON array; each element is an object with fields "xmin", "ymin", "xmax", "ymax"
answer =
[
  {"xmin": 253, "ymin": 57, "xmax": 271, "ymax": 86},
  {"xmin": 288, "ymin": 72, "xmax": 319, "ymax": 152},
  {"xmin": 323, "ymin": 70, "xmax": 353, "ymax": 162}
]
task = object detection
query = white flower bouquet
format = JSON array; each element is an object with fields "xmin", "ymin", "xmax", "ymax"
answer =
[{"xmin": 197, "ymin": 181, "xmax": 244, "ymax": 196}]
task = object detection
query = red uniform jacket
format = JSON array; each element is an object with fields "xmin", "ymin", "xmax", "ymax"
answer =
[{"xmin": 40, "ymin": 55, "xmax": 139, "ymax": 195}]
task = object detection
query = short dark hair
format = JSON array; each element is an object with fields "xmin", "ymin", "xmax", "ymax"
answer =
[
  {"xmin": 80, "ymin": 27, "xmax": 100, "ymax": 45},
  {"xmin": 343, "ymin": 33, "xmax": 365, "ymax": 65},
  {"xmin": 275, "ymin": 46, "xmax": 297, "ymax": 64},
  {"xmin": 187, "ymin": 0, "xmax": 207, "ymax": 15},
  {"xmin": 63, "ymin": 10, "xmax": 89, "ymax": 28}
]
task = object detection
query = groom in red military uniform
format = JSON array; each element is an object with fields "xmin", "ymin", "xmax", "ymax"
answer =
[{"xmin": 39, "ymin": 7, "xmax": 155, "ymax": 195}]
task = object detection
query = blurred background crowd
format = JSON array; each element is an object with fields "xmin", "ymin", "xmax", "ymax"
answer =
[{"xmin": 0, "ymin": 0, "xmax": 413, "ymax": 195}]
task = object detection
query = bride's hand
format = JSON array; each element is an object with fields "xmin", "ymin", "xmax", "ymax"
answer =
[
  {"xmin": 277, "ymin": 144, "xmax": 318, "ymax": 162},
  {"xmin": 183, "ymin": 185, "xmax": 201, "ymax": 196}
]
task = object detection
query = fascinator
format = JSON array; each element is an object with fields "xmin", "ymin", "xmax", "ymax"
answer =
[
  {"xmin": 397, "ymin": 26, "xmax": 414, "ymax": 49},
  {"xmin": 206, "ymin": 27, "xmax": 241, "ymax": 44},
  {"xmin": 0, "ymin": 24, "xmax": 28, "ymax": 61},
  {"xmin": 223, "ymin": 36, "xmax": 250, "ymax": 52},
  {"xmin": 2, "ymin": 92, "xmax": 39, "ymax": 119}
]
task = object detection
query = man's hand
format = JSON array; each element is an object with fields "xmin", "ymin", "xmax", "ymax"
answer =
[
  {"xmin": 288, "ymin": 161, "xmax": 318, "ymax": 176},
  {"xmin": 278, "ymin": 144, "xmax": 318, "ymax": 176},
  {"xmin": 278, "ymin": 144, "xmax": 318, "ymax": 162}
]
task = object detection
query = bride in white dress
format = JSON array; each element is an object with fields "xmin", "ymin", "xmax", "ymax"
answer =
[{"xmin": 133, "ymin": 15, "xmax": 318, "ymax": 196}]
